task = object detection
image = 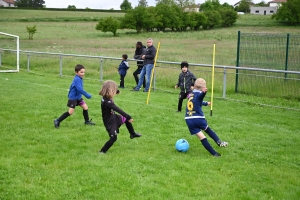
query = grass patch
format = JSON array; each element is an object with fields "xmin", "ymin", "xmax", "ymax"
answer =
[{"xmin": 0, "ymin": 72, "xmax": 300, "ymax": 199}]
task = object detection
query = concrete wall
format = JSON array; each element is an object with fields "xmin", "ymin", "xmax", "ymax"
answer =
[{"xmin": 250, "ymin": 6, "xmax": 277, "ymax": 15}]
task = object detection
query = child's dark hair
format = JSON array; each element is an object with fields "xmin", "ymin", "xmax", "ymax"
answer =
[
  {"xmin": 122, "ymin": 54, "xmax": 128, "ymax": 60},
  {"xmin": 75, "ymin": 64, "xmax": 85, "ymax": 72},
  {"xmin": 136, "ymin": 41, "xmax": 142, "ymax": 46},
  {"xmin": 181, "ymin": 61, "xmax": 189, "ymax": 69}
]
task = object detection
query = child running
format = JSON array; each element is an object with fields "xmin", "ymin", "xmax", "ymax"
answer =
[
  {"xmin": 99, "ymin": 80, "xmax": 142, "ymax": 154},
  {"xmin": 185, "ymin": 78, "xmax": 228, "ymax": 157},
  {"xmin": 54, "ymin": 64, "xmax": 95, "ymax": 128}
]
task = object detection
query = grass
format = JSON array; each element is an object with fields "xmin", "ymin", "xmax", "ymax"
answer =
[
  {"xmin": 0, "ymin": 10, "xmax": 300, "ymax": 198},
  {"xmin": 0, "ymin": 9, "xmax": 124, "ymax": 22},
  {"xmin": 0, "ymin": 72, "xmax": 300, "ymax": 199}
]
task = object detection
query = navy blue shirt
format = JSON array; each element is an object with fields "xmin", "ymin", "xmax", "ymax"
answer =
[{"xmin": 185, "ymin": 89, "xmax": 208, "ymax": 120}]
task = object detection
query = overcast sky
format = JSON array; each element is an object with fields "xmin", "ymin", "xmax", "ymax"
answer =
[{"xmin": 45, "ymin": 0, "xmax": 261, "ymax": 10}]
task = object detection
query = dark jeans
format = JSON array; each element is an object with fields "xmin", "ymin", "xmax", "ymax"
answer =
[
  {"xmin": 120, "ymin": 75, "xmax": 125, "ymax": 87},
  {"xmin": 133, "ymin": 67, "xmax": 146, "ymax": 88},
  {"xmin": 178, "ymin": 91, "xmax": 189, "ymax": 112}
]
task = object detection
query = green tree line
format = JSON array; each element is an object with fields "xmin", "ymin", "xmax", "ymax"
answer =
[{"xmin": 96, "ymin": 1, "xmax": 238, "ymax": 35}]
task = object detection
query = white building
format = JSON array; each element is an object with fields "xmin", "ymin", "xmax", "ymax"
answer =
[
  {"xmin": 0, "ymin": 0, "xmax": 15, "ymax": 7},
  {"xmin": 250, "ymin": 0, "xmax": 286, "ymax": 15}
]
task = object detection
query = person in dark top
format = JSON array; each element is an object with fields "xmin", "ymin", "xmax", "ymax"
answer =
[
  {"xmin": 54, "ymin": 64, "xmax": 95, "ymax": 128},
  {"xmin": 99, "ymin": 80, "xmax": 142, "ymax": 154},
  {"xmin": 185, "ymin": 78, "xmax": 228, "ymax": 157},
  {"xmin": 175, "ymin": 61, "xmax": 197, "ymax": 112},
  {"xmin": 118, "ymin": 54, "xmax": 130, "ymax": 88},
  {"xmin": 133, "ymin": 41, "xmax": 146, "ymax": 88}
]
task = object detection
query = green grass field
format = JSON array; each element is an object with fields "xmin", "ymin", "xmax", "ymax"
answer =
[
  {"xmin": 0, "ymin": 71, "xmax": 300, "ymax": 199},
  {"xmin": 0, "ymin": 9, "xmax": 300, "ymax": 199}
]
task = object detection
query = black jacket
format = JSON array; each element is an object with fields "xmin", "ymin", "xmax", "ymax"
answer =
[
  {"xmin": 143, "ymin": 45, "xmax": 156, "ymax": 65},
  {"xmin": 134, "ymin": 45, "xmax": 146, "ymax": 68},
  {"xmin": 101, "ymin": 97, "xmax": 131, "ymax": 130},
  {"xmin": 176, "ymin": 70, "xmax": 197, "ymax": 93}
]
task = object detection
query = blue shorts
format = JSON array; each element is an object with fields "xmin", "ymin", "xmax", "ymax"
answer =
[{"xmin": 185, "ymin": 118, "xmax": 208, "ymax": 135}]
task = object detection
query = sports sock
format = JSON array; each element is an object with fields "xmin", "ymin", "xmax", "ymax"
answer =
[
  {"xmin": 200, "ymin": 138, "xmax": 217, "ymax": 155},
  {"xmin": 57, "ymin": 112, "xmax": 70, "ymax": 122},
  {"xmin": 83, "ymin": 109, "xmax": 89, "ymax": 122},
  {"xmin": 204, "ymin": 126, "xmax": 220, "ymax": 144}
]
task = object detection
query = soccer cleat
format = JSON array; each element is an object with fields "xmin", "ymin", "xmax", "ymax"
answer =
[
  {"xmin": 99, "ymin": 151, "xmax": 105, "ymax": 154},
  {"xmin": 130, "ymin": 132, "xmax": 142, "ymax": 139},
  {"xmin": 85, "ymin": 119, "xmax": 95, "ymax": 125},
  {"xmin": 54, "ymin": 119, "xmax": 60, "ymax": 128},
  {"xmin": 217, "ymin": 140, "xmax": 228, "ymax": 147},
  {"xmin": 176, "ymin": 110, "xmax": 181, "ymax": 112},
  {"xmin": 213, "ymin": 153, "xmax": 221, "ymax": 157},
  {"xmin": 143, "ymin": 89, "xmax": 148, "ymax": 92}
]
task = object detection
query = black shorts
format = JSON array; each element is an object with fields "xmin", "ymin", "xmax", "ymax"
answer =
[{"xmin": 67, "ymin": 99, "xmax": 86, "ymax": 109}]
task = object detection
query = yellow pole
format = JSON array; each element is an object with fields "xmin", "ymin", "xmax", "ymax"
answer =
[
  {"xmin": 146, "ymin": 41, "xmax": 161, "ymax": 105},
  {"xmin": 210, "ymin": 44, "xmax": 215, "ymax": 116}
]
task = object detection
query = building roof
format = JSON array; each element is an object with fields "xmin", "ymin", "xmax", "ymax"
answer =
[
  {"xmin": 3, "ymin": 0, "xmax": 15, "ymax": 4},
  {"xmin": 268, "ymin": 0, "xmax": 286, "ymax": 3}
]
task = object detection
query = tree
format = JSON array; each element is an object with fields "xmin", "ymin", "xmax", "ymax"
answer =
[
  {"xmin": 272, "ymin": 0, "xmax": 300, "ymax": 25},
  {"xmin": 67, "ymin": 5, "xmax": 76, "ymax": 9},
  {"xmin": 237, "ymin": 0, "xmax": 252, "ymax": 13},
  {"xmin": 15, "ymin": 0, "xmax": 45, "ymax": 8},
  {"xmin": 189, "ymin": 12, "xmax": 207, "ymax": 30},
  {"xmin": 154, "ymin": 3, "xmax": 181, "ymax": 31},
  {"xmin": 218, "ymin": 8, "xmax": 238, "ymax": 27},
  {"xmin": 221, "ymin": 2, "xmax": 234, "ymax": 9},
  {"xmin": 200, "ymin": 0, "xmax": 221, "ymax": 11},
  {"xmin": 26, "ymin": 25, "xmax": 37, "ymax": 40},
  {"xmin": 155, "ymin": 0, "xmax": 175, "ymax": 5},
  {"xmin": 95, "ymin": 17, "xmax": 120, "ymax": 36},
  {"xmin": 121, "ymin": 6, "xmax": 155, "ymax": 33},
  {"xmin": 203, "ymin": 10, "xmax": 222, "ymax": 29},
  {"xmin": 120, "ymin": 0, "xmax": 132, "ymax": 11},
  {"xmin": 175, "ymin": 0, "xmax": 195, "ymax": 9},
  {"xmin": 256, "ymin": 1, "xmax": 267, "ymax": 6},
  {"xmin": 138, "ymin": 0, "xmax": 148, "ymax": 7}
]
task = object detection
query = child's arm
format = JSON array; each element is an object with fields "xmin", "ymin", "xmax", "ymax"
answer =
[
  {"xmin": 74, "ymin": 79, "xmax": 91, "ymax": 99},
  {"xmin": 175, "ymin": 74, "xmax": 180, "ymax": 89},
  {"xmin": 202, "ymin": 101, "xmax": 211, "ymax": 106},
  {"xmin": 103, "ymin": 99, "xmax": 132, "ymax": 121}
]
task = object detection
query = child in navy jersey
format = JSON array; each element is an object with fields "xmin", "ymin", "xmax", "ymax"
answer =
[{"xmin": 185, "ymin": 78, "xmax": 228, "ymax": 156}]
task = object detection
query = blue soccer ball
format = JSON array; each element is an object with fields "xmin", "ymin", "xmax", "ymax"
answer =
[{"xmin": 175, "ymin": 139, "xmax": 189, "ymax": 152}]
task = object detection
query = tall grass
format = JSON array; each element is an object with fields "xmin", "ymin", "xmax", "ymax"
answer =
[{"xmin": 0, "ymin": 72, "xmax": 300, "ymax": 199}]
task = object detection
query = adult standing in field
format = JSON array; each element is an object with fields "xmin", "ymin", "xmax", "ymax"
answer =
[
  {"xmin": 133, "ymin": 38, "xmax": 156, "ymax": 92},
  {"xmin": 133, "ymin": 41, "xmax": 146, "ymax": 88}
]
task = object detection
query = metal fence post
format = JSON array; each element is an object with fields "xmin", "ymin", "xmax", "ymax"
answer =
[
  {"xmin": 59, "ymin": 55, "xmax": 63, "ymax": 77},
  {"xmin": 285, "ymin": 33, "xmax": 290, "ymax": 79},
  {"xmin": 0, "ymin": 51, "xmax": 2, "ymax": 66},
  {"xmin": 235, "ymin": 30, "xmax": 241, "ymax": 93},
  {"xmin": 153, "ymin": 69, "xmax": 156, "ymax": 90},
  {"xmin": 27, "ymin": 53, "xmax": 30, "ymax": 72},
  {"xmin": 100, "ymin": 58, "xmax": 103, "ymax": 82},
  {"xmin": 223, "ymin": 68, "xmax": 227, "ymax": 98}
]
